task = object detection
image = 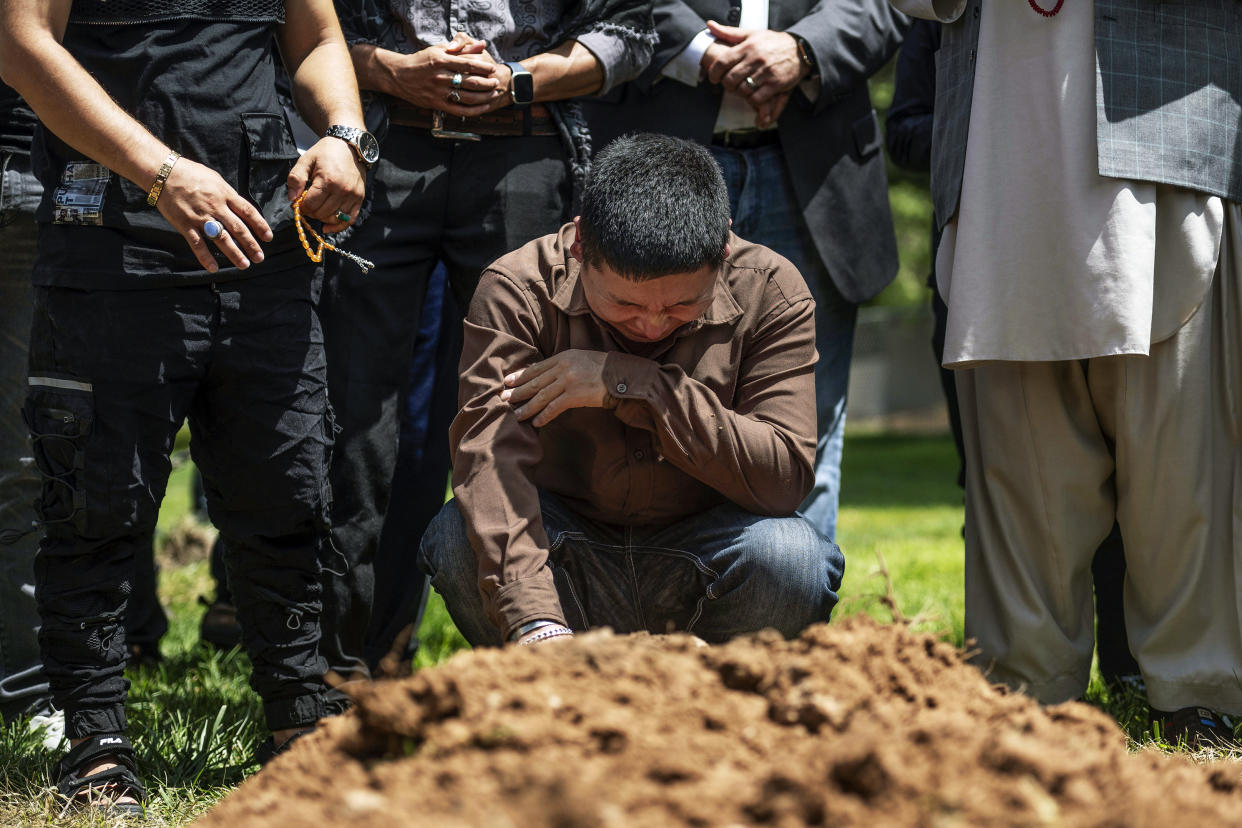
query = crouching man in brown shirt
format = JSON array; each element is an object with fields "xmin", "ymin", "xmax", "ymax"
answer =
[{"xmin": 418, "ymin": 133, "xmax": 844, "ymax": 646}]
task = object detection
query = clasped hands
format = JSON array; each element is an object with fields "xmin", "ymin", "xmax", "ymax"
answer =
[
  {"xmin": 700, "ymin": 21, "xmax": 810, "ymax": 128},
  {"xmin": 500, "ymin": 350, "xmax": 617, "ymax": 427},
  {"xmin": 387, "ymin": 31, "xmax": 514, "ymax": 118}
]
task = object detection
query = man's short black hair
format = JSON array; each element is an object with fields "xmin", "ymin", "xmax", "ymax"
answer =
[{"xmin": 579, "ymin": 133, "xmax": 731, "ymax": 281}]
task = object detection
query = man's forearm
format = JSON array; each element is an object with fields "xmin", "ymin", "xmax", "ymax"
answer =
[
  {"xmin": 452, "ymin": 321, "xmax": 570, "ymax": 638},
  {"xmin": 278, "ymin": 0, "xmax": 366, "ymax": 132},
  {"xmin": 605, "ymin": 354, "xmax": 816, "ymax": 515},
  {"xmin": 349, "ymin": 42, "xmax": 402, "ymax": 97},
  {"xmin": 0, "ymin": 22, "xmax": 171, "ymax": 193},
  {"xmin": 524, "ymin": 40, "xmax": 605, "ymax": 102}
]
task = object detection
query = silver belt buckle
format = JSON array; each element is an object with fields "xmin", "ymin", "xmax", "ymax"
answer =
[{"xmin": 431, "ymin": 111, "xmax": 481, "ymax": 142}]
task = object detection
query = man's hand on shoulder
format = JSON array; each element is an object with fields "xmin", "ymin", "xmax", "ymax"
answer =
[{"xmin": 500, "ymin": 350, "xmax": 618, "ymax": 427}]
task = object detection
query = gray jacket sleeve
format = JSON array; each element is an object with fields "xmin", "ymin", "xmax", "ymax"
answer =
[
  {"xmin": 784, "ymin": 0, "xmax": 910, "ymax": 114},
  {"xmin": 888, "ymin": 0, "xmax": 965, "ymax": 21}
]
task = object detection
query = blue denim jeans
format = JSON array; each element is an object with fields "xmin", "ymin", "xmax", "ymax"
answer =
[
  {"xmin": 710, "ymin": 144, "xmax": 857, "ymax": 541},
  {"xmin": 419, "ymin": 494, "xmax": 844, "ymax": 646},
  {"xmin": 0, "ymin": 151, "xmax": 46, "ymax": 721}
]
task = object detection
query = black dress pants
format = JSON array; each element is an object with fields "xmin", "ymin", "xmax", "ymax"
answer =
[
  {"xmin": 27, "ymin": 267, "xmax": 332, "ymax": 738},
  {"xmin": 319, "ymin": 126, "xmax": 570, "ymax": 684}
]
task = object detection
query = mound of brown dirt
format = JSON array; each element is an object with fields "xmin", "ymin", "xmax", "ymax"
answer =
[{"xmin": 197, "ymin": 619, "xmax": 1242, "ymax": 827}]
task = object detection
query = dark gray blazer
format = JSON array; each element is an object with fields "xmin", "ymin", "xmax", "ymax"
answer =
[
  {"xmin": 584, "ymin": 0, "xmax": 909, "ymax": 304},
  {"xmin": 924, "ymin": 0, "xmax": 1242, "ymax": 230}
]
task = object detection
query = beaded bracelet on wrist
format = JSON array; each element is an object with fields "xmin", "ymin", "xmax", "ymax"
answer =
[
  {"xmin": 511, "ymin": 619, "xmax": 559, "ymax": 642},
  {"xmin": 519, "ymin": 625, "xmax": 574, "ymax": 645}
]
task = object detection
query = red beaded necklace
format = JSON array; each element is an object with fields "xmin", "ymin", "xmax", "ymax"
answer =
[{"xmin": 1028, "ymin": 0, "xmax": 1065, "ymax": 15}]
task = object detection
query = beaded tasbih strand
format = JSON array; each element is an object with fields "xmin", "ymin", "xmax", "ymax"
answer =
[
  {"xmin": 1028, "ymin": 0, "xmax": 1065, "ymax": 15},
  {"xmin": 293, "ymin": 192, "xmax": 375, "ymax": 274}
]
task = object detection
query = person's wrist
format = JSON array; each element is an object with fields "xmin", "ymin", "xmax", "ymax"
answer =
[
  {"xmin": 509, "ymin": 619, "xmax": 573, "ymax": 644},
  {"xmin": 520, "ymin": 624, "xmax": 574, "ymax": 645},
  {"xmin": 357, "ymin": 43, "xmax": 399, "ymax": 96},
  {"xmin": 498, "ymin": 62, "xmax": 515, "ymax": 101},
  {"xmin": 790, "ymin": 33, "xmax": 817, "ymax": 82},
  {"xmin": 510, "ymin": 619, "xmax": 557, "ymax": 642},
  {"xmin": 146, "ymin": 150, "xmax": 180, "ymax": 207}
]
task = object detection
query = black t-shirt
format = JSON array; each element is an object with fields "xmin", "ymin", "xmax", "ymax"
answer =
[{"xmin": 33, "ymin": 18, "xmax": 307, "ymax": 288}]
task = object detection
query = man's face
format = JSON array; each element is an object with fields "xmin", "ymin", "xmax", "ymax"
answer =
[
  {"xmin": 572, "ymin": 223, "xmax": 721, "ymax": 344},
  {"xmin": 579, "ymin": 258, "xmax": 718, "ymax": 344}
]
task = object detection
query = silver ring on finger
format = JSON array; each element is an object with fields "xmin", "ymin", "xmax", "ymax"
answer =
[
  {"xmin": 451, "ymin": 73, "xmax": 464, "ymax": 88},
  {"xmin": 744, "ymin": 76, "xmax": 757, "ymax": 91},
  {"xmin": 203, "ymin": 219, "xmax": 224, "ymax": 240},
  {"xmin": 447, "ymin": 89, "xmax": 462, "ymax": 104}
]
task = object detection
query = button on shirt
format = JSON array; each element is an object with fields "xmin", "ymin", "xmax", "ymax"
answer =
[{"xmin": 450, "ymin": 224, "xmax": 819, "ymax": 638}]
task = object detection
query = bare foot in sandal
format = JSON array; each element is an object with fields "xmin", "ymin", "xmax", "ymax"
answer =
[{"xmin": 57, "ymin": 734, "xmax": 146, "ymax": 818}]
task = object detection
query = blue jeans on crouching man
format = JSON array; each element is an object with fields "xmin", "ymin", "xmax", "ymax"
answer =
[{"xmin": 419, "ymin": 493, "xmax": 845, "ymax": 646}]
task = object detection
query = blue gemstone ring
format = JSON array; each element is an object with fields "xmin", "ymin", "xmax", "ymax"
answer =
[{"xmin": 202, "ymin": 219, "xmax": 224, "ymax": 240}]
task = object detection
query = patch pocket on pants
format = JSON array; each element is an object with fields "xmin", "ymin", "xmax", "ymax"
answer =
[{"xmin": 22, "ymin": 374, "xmax": 95, "ymax": 533}]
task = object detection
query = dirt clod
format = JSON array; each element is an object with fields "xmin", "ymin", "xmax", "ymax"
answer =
[{"xmin": 197, "ymin": 618, "xmax": 1242, "ymax": 827}]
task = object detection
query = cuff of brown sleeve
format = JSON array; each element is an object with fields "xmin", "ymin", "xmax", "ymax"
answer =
[
  {"xmin": 602, "ymin": 352, "xmax": 658, "ymax": 402},
  {"xmin": 491, "ymin": 568, "xmax": 568, "ymax": 641}
]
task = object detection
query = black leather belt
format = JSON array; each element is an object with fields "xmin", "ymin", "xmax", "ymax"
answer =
[
  {"xmin": 711, "ymin": 129, "xmax": 780, "ymax": 150},
  {"xmin": 388, "ymin": 103, "xmax": 557, "ymax": 138}
]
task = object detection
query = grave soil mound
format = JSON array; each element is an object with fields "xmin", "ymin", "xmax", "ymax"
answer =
[{"xmin": 197, "ymin": 619, "xmax": 1242, "ymax": 827}]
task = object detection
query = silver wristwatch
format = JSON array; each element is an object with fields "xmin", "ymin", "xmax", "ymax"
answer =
[{"xmin": 324, "ymin": 124, "xmax": 380, "ymax": 167}]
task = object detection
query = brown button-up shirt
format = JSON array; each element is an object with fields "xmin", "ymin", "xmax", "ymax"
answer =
[{"xmin": 450, "ymin": 224, "xmax": 818, "ymax": 638}]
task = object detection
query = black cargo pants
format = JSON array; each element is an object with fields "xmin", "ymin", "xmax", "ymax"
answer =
[{"xmin": 25, "ymin": 266, "xmax": 332, "ymax": 739}]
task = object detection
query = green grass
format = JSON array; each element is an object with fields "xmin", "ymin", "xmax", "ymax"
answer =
[
  {"xmin": 834, "ymin": 434, "xmax": 966, "ymax": 643},
  {"xmin": 0, "ymin": 432, "xmax": 1233, "ymax": 826}
]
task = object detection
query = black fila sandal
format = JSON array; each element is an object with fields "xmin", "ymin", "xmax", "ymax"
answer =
[{"xmin": 55, "ymin": 733, "xmax": 147, "ymax": 818}]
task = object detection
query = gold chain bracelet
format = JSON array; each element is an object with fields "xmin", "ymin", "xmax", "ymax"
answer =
[
  {"xmin": 146, "ymin": 151, "xmax": 180, "ymax": 207},
  {"xmin": 293, "ymin": 193, "xmax": 375, "ymax": 274}
]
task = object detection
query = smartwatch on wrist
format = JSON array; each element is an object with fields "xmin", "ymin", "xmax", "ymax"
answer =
[
  {"xmin": 505, "ymin": 61, "xmax": 534, "ymax": 108},
  {"xmin": 324, "ymin": 124, "xmax": 381, "ymax": 167}
]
